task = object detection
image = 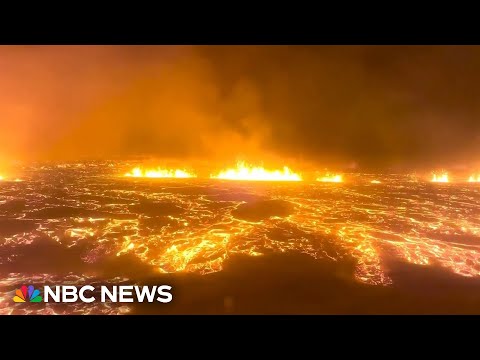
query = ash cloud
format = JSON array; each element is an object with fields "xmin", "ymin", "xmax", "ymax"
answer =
[{"xmin": 1, "ymin": 45, "xmax": 480, "ymax": 170}]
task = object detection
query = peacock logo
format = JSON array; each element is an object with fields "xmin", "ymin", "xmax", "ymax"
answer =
[{"xmin": 13, "ymin": 285, "xmax": 43, "ymax": 303}]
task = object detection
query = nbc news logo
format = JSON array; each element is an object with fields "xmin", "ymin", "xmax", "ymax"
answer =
[
  {"xmin": 13, "ymin": 285, "xmax": 42, "ymax": 303},
  {"xmin": 12, "ymin": 284, "xmax": 172, "ymax": 303}
]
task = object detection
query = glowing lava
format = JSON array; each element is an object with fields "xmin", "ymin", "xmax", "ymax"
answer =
[
  {"xmin": 317, "ymin": 174, "xmax": 343, "ymax": 183},
  {"xmin": 468, "ymin": 175, "xmax": 480, "ymax": 183},
  {"xmin": 124, "ymin": 167, "xmax": 196, "ymax": 178},
  {"xmin": 432, "ymin": 173, "xmax": 449, "ymax": 183},
  {"xmin": 0, "ymin": 176, "xmax": 22, "ymax": 182},
  {"xmin": 211, "ymin": 162, "xmax": 302, "ymax": 181}
]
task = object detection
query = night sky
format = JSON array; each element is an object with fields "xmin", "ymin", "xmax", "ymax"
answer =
[{"xmin": 1, "ymin": 45, "xmax": 480, "ymax": 170}]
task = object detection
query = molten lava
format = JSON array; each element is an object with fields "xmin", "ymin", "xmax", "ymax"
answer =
[
  {"xmin": 468, "ymin": 175, "xmax": 480, "ymax": 183},
  {"xmin": 6, "ymin": 161, "xmax": 480, "ymax": 315},
  {"xmin": 124, "ymin": 167, "xmax": 196, "ymax": 178},
  {"xmin": 211, "ymin": 161, "xmax": 302, "ymax": 181},
  {"xmin": 432, "ymin": 173, "xmax": 449, "ymax": 183},
  {"xmin": 317, "ymin": 174, "xmax": 343, "ymax": 183}
]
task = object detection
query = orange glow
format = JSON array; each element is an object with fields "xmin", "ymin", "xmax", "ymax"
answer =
[
  {"xmin": 124, "ymin": 167, "xmax": 196, "ymax": 178},
  {"xmin": 431, "ymin": 173, "xmax": 449, "ymax": 183},
  {"xmin": 210, "ymin": 161, "xmax": 302, "ymax": 181},
  {"xmin": 317, "ymin": 174, "xmax": 343, "ymax": 183},
  {"xmin": 371, "ymin": 180, "xmax": 381, "ymax": 184},
  {"xmin": 468, "ymin": 175, "xmax": 480, "ymax": 183},
  {"xmin": 0, "ymin": 176, "xmax": 22, "ymax": 182}
]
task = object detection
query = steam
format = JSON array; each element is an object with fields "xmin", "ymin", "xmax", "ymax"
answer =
[{"xmin": 1, "ymin": 45, "xmax": 480, "ymax": 170}]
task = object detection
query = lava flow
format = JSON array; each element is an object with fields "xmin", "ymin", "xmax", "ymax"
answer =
[
  {"xmin": 432, "ymin": 173, "xmax": 449, "ymax": 183},
  {"xmin": 2, "ymin": 162, "xmax": 480, "ymax": 315},
  {"xmin": 124, "ymin": 167, "xmax": 196, "ymax": 178},
  {"xmin": 317, "ymin": 174, "xmax": 343, "ymax": 183},
  {"xmin": 210, "ymin": 161, "xmax": 302, "ymax": 181},
  {"xmin": 468, "ymin": 175, "xmax": 480, "ymax": 182},
  {"xmin": 0, "ymin": 176, "xmax": 21, "ymax": 182}
]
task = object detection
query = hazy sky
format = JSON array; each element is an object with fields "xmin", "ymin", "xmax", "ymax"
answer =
[{"xmin": 1, "ymin": 45, "xmax": 480, "ymax": 170}]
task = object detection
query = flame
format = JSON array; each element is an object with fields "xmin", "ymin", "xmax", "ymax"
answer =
[
  {"xmin": 468, "ymin": 175, "xmax": 480, "ymax": 183},
  {"xmin": 0, "ymin": 176, "xmax": 22, "ymax": 182},
  {"xmin": 124, "ymin": 167, "xmax": 196, "ymax": 178},
  {"xmin": 211, "ymin": 161, "xmax": 302, "ymax": 181},
  {"xmin": 8, "ymin": 162, "xmax": 480, "ymax": 314},
  {"xmin": 371, "ymin": 180, "xmax": 381, "ymax": 184},
  {"xmin": 431, "ymin": 173, "xmax": 449, "ymax": 183},
  {"xmin": 317, "ymin": 174, "xmax": 343, "ymax": 183}
]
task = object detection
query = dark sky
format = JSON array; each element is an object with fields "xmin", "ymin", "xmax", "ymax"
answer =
[{"xmin": 1, "ymin": 45, "xmax": 480, "ymax": 170}]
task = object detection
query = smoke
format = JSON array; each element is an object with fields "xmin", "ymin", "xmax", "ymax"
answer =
[
  {"xmin": 0, "ymin": 46, "xmax": 273, "ymax": 166},
  {"xmin": 2, "ymin": 45, "xmax": 480, "ymax": 170}
]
